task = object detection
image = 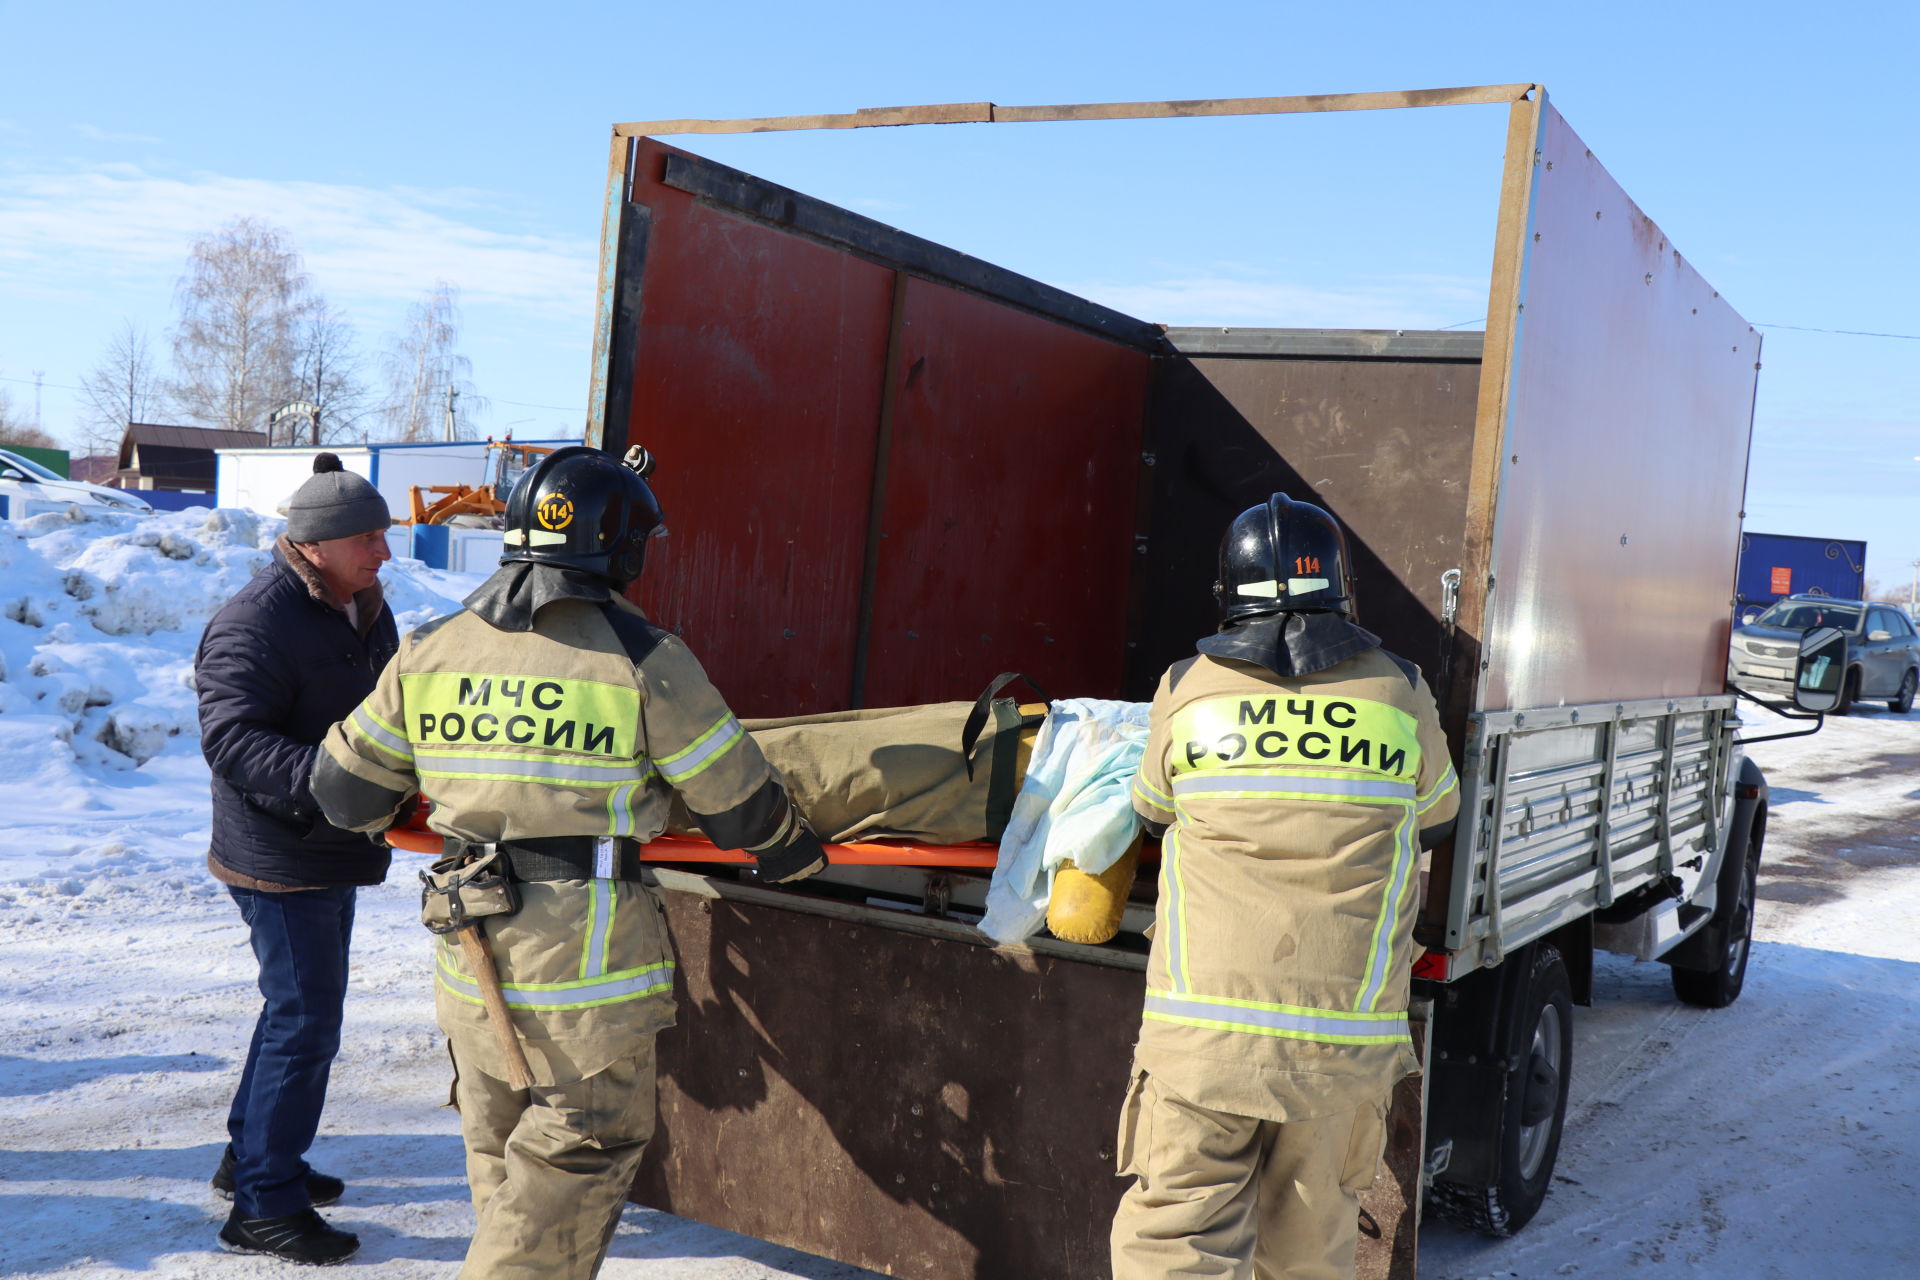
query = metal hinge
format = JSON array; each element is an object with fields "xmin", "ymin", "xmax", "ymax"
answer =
[
  {"xmin": 1441, "ymin": 569, "xmax": 1462, "ymax": 626},
  {"xmin": 1423, "ymin": 1139, "xmax": 1453, "ymax": 1182}
]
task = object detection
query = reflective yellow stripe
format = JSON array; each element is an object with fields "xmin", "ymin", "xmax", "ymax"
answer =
[
  {"xmin": 656, "ymin": 714, "xmax": 745, "ymax": 784},
  {"xmin": 400, "ymin": 671, "xmax": 639, "ymax": 759},
  {"xmin": 1163, "ymin": 828, "xmax": 1194, "ymax": 995},
  {"xmin": 1132, "ymin": 772, "xmax": 1174, "ymax": 812},
  {"xmin": 436, "ymin": 945, "xmax": 672, "ymax": 1011},
  {"xmin": 1167, "ymin": 693, "xmax": 1421, "ymax": 781},
  {"xmin": 413, "ymin": 751, "xmax": 653, "ymax": 788},
  {"xmin": 1144, "ymin": 989, "xmax": 1408, "ymax": 1044},
  {"xmin": 1417, "ymin": 762, "xmax": 1459, "ymax": 815},
  {"xmin": 350, "ymin": 705, "xmax": 413, "ymax": 762}
]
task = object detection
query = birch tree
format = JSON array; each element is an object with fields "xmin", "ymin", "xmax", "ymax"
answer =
[
  {"xmin": 168, "ymin": 218, "xmax": 312, "ymax": 440},
  {"xmin": 380, "ymin": 282, "xmax": 485, "ymax": 440}
]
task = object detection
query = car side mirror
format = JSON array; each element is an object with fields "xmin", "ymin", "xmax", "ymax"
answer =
[
  {"xmin": 0, "ymin": 467, "xmax": 28, "ymax": 482},
  {"xmin": 1869, "ymin": 629, "xmax": 1892, "ymax": 643},
  {"xmin": 1739, "ymin": 611, "xmax": 1759, "ymax": 626},
  {"xmin": 1793, "ymin": 626, "xmax": 1848, "ymax": 713}
]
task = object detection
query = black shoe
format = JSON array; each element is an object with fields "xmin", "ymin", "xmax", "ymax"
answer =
[
  {"xmin": 210, "ymin": 1145, "xmax": 346, "ymax": 1207},
  {"xmin": 218, "ymin": 1207, "xmax": 359, "ymax": 1266}
]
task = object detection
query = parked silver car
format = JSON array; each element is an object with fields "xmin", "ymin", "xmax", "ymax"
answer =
[
  {"xmin": 1729, "ymin": 594, "xmax": 1920, "ymax": 714},
  {"xmin": 0, "ymin": 448, "xmax": 152, "ymax": 516}
]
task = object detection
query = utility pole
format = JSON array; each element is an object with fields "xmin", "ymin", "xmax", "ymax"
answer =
[
  {"xmin": 31, "ymin": 370, "xmax": 43, "ymax": 431},
  {"xmin": 443, "ymin": 386, "xmax": 459, "ymax": 442},
  {"xmin": 1909, "ymin": 560, "xmax": 1918, "ymax": 608}
]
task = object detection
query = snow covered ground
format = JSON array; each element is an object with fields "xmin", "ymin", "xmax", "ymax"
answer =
[{"xmin": 2, "ymin": 505, "xmax": 1917, "ymax": 1278}]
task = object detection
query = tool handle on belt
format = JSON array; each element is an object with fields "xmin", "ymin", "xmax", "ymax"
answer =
[{"xmin": 458, "ymin": 925, "xmax": 535, "ymax": 1091}]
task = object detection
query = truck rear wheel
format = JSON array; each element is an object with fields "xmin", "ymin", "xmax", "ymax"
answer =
[
  {"xmin": 1670, "ymin": 820, "xmax": 1760, "ymax": 1009},
  {"xmin": 1428, "ymin": 944, "xmax": 1573, "ymax": 1236}
]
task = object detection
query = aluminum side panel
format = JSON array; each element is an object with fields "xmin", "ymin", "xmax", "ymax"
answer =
[{"xmin": 1481, "ymin": 105, "xmax": 1759, "ymax": 710}]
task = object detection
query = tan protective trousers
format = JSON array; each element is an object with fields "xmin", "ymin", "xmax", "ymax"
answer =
[
  {"xmin": 1110, "ymin": 1069, "xmax": 1387, "ymax": 1280},
  {"xmin": 453, "ymin": 1042, "xmax": 659, "ymax": 1280}
]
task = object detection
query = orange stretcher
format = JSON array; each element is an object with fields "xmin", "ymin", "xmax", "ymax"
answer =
[
  {"xmin": 384, "ymin": 808, "xmax": 1157, "ymax": 869},
  {"xmin": 384, "ymin": 813, "xmax": 999, "ymax": 869}
]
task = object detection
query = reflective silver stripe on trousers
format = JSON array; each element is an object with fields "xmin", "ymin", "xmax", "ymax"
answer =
[
  {"xmin": 1170, "ymin": 772, "xmax": 1416, "ymax": 801},
  {"xmin": 414, "ymin": 750, "xmax": 646, "ymax": 786},
  {"xmin": 1143, "ymin": 991, "xmax": 1408, "ymax": 1041},
  {"xmin": 438, "ymin": 959, "xmax": 674, "ymax": 1009},
  {"xmin": 352, "ymin": 706, "xmax": 413, "ymax": 760}
]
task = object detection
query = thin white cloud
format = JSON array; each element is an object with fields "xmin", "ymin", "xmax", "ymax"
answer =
[
  {"xmin": 0, "ymin": 162, "xmax": 597, "ymax": 326},
  {"xmin": 73, "ymin": 123, "xmax": 163, "ymax": 145}
]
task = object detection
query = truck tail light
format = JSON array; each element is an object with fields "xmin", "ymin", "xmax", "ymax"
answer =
[{"xmin": 1413, "ymin": 952, "xmax": 1453, "ymax": 981}]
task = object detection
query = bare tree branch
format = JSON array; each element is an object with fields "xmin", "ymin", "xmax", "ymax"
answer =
[
  {"xmin": 77, "ymin": 320, "xmax": 162, "ymax": 460},
  {"xmin": 289, "ymin": 305, "xmax": 373, "ymax": 445}
]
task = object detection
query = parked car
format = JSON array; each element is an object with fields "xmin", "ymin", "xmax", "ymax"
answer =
[
  {"xmin": 0, "ymin": 448, "xmax": 152, "ymax": 516},
  {"xmin": 1729, "ymin": 594, "xmax": 1920, "ymax": 713}
]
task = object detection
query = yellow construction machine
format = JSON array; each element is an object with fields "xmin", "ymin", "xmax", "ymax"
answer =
[{"xmin": 405, "ymin": 438, "xmax": 554, "ymax": 526}]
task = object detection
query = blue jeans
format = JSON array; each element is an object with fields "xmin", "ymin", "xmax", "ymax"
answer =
[{"xmin": 225, "ymin": 885, "xmax": 357, "ymax": 1217}]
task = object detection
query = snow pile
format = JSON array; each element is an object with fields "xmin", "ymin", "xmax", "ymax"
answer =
[{"xmin": 0, "ymin": 504, "xmax": 470, "ymax": 793}]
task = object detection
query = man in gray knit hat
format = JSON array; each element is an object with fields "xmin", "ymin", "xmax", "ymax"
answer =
[{"xmin": 195, "ymin": 452, "xmax": 400, "ymax": 1264}]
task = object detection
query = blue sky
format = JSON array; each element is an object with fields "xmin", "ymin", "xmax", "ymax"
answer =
[{"xmin": 2, "ymin": 1, "xmax": 1914, "ymax": 587}]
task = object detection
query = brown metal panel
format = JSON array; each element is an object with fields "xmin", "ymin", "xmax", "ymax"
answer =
[
  {"xmin": 615, "ymin": 139, "xmax": 896, "ymax": 716},
  {"xmin": 635, "ymin": 889, "xmax": 1143, "ymax": 1279},
  {"xmin": 860, "ymin": 277, "xmax": 1152, "ymax": 706},
  {"xmin": 1127, "ymin": 345, "xmax": 1482, "ymax": 703},
  {"xmin": 1478, "ymin": 102, "xmax": 1759, "ymax": 710},
  {"xmin": 633, "ymin": 884, "xmax": 1424, "ymax": 1280}
]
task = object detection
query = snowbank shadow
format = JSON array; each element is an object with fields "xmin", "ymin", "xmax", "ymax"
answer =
[
  {"xmin": 0, "ymin": 1135, "xmax": 473, "ymax": 1271},
  {"xmin": 1765, "ymin": 786, "xmax": 1829, "ymax": 806},
  {"xmin": 0, "ymin": 1051, "xmax": 219, "ymax": 1097},
  {"xmin": 0, "ymin": 1134, "xmax": 464, "ymax": 1198}
]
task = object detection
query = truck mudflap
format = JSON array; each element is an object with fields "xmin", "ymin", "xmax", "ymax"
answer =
[{"xmin": 632, "ymin": 867, "xmax": 1428, "ymax": 1280}]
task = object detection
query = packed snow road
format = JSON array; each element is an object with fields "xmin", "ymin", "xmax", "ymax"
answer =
[{"xmin": 2, "ymin": 507, "xmax": 1917, "ymax": 1278}]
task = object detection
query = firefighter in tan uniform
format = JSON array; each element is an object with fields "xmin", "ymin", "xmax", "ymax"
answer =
[
  {"xmin": 1111, "ymin": 493, "xmax": 1459, "ymax": 1280},
  {"xmin": 310, "ymin": 446, "xmax": 824, "ymax": 1279}
]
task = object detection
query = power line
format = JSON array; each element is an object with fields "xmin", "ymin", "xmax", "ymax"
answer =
[{"xmin": 1753, "ymin": 323, "xmax": 1920, "ymax": 340}]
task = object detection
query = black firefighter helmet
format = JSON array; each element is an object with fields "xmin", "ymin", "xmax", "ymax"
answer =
[
  {"xmin": 1214, "ymin": 492, "xmax": 1355, "ymax": 622},
  {"xmin": 500, "ymin": 445, "xmax": 662, "ymax": 586}
]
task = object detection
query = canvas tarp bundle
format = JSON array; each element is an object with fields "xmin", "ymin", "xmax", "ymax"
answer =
[{"xmin": 667, "ymin": 699, "xmax": 1036, "ymax": 846}]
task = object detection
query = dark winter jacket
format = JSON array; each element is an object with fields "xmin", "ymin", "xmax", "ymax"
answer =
[{"xmin": 196, "ymin": 537, "xmax": 399, "ymax": 888}]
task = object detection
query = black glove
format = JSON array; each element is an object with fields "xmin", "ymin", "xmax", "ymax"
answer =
[{"xmin": 753, "ymin": 829, "xmax": 828, "ymax": 885}]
